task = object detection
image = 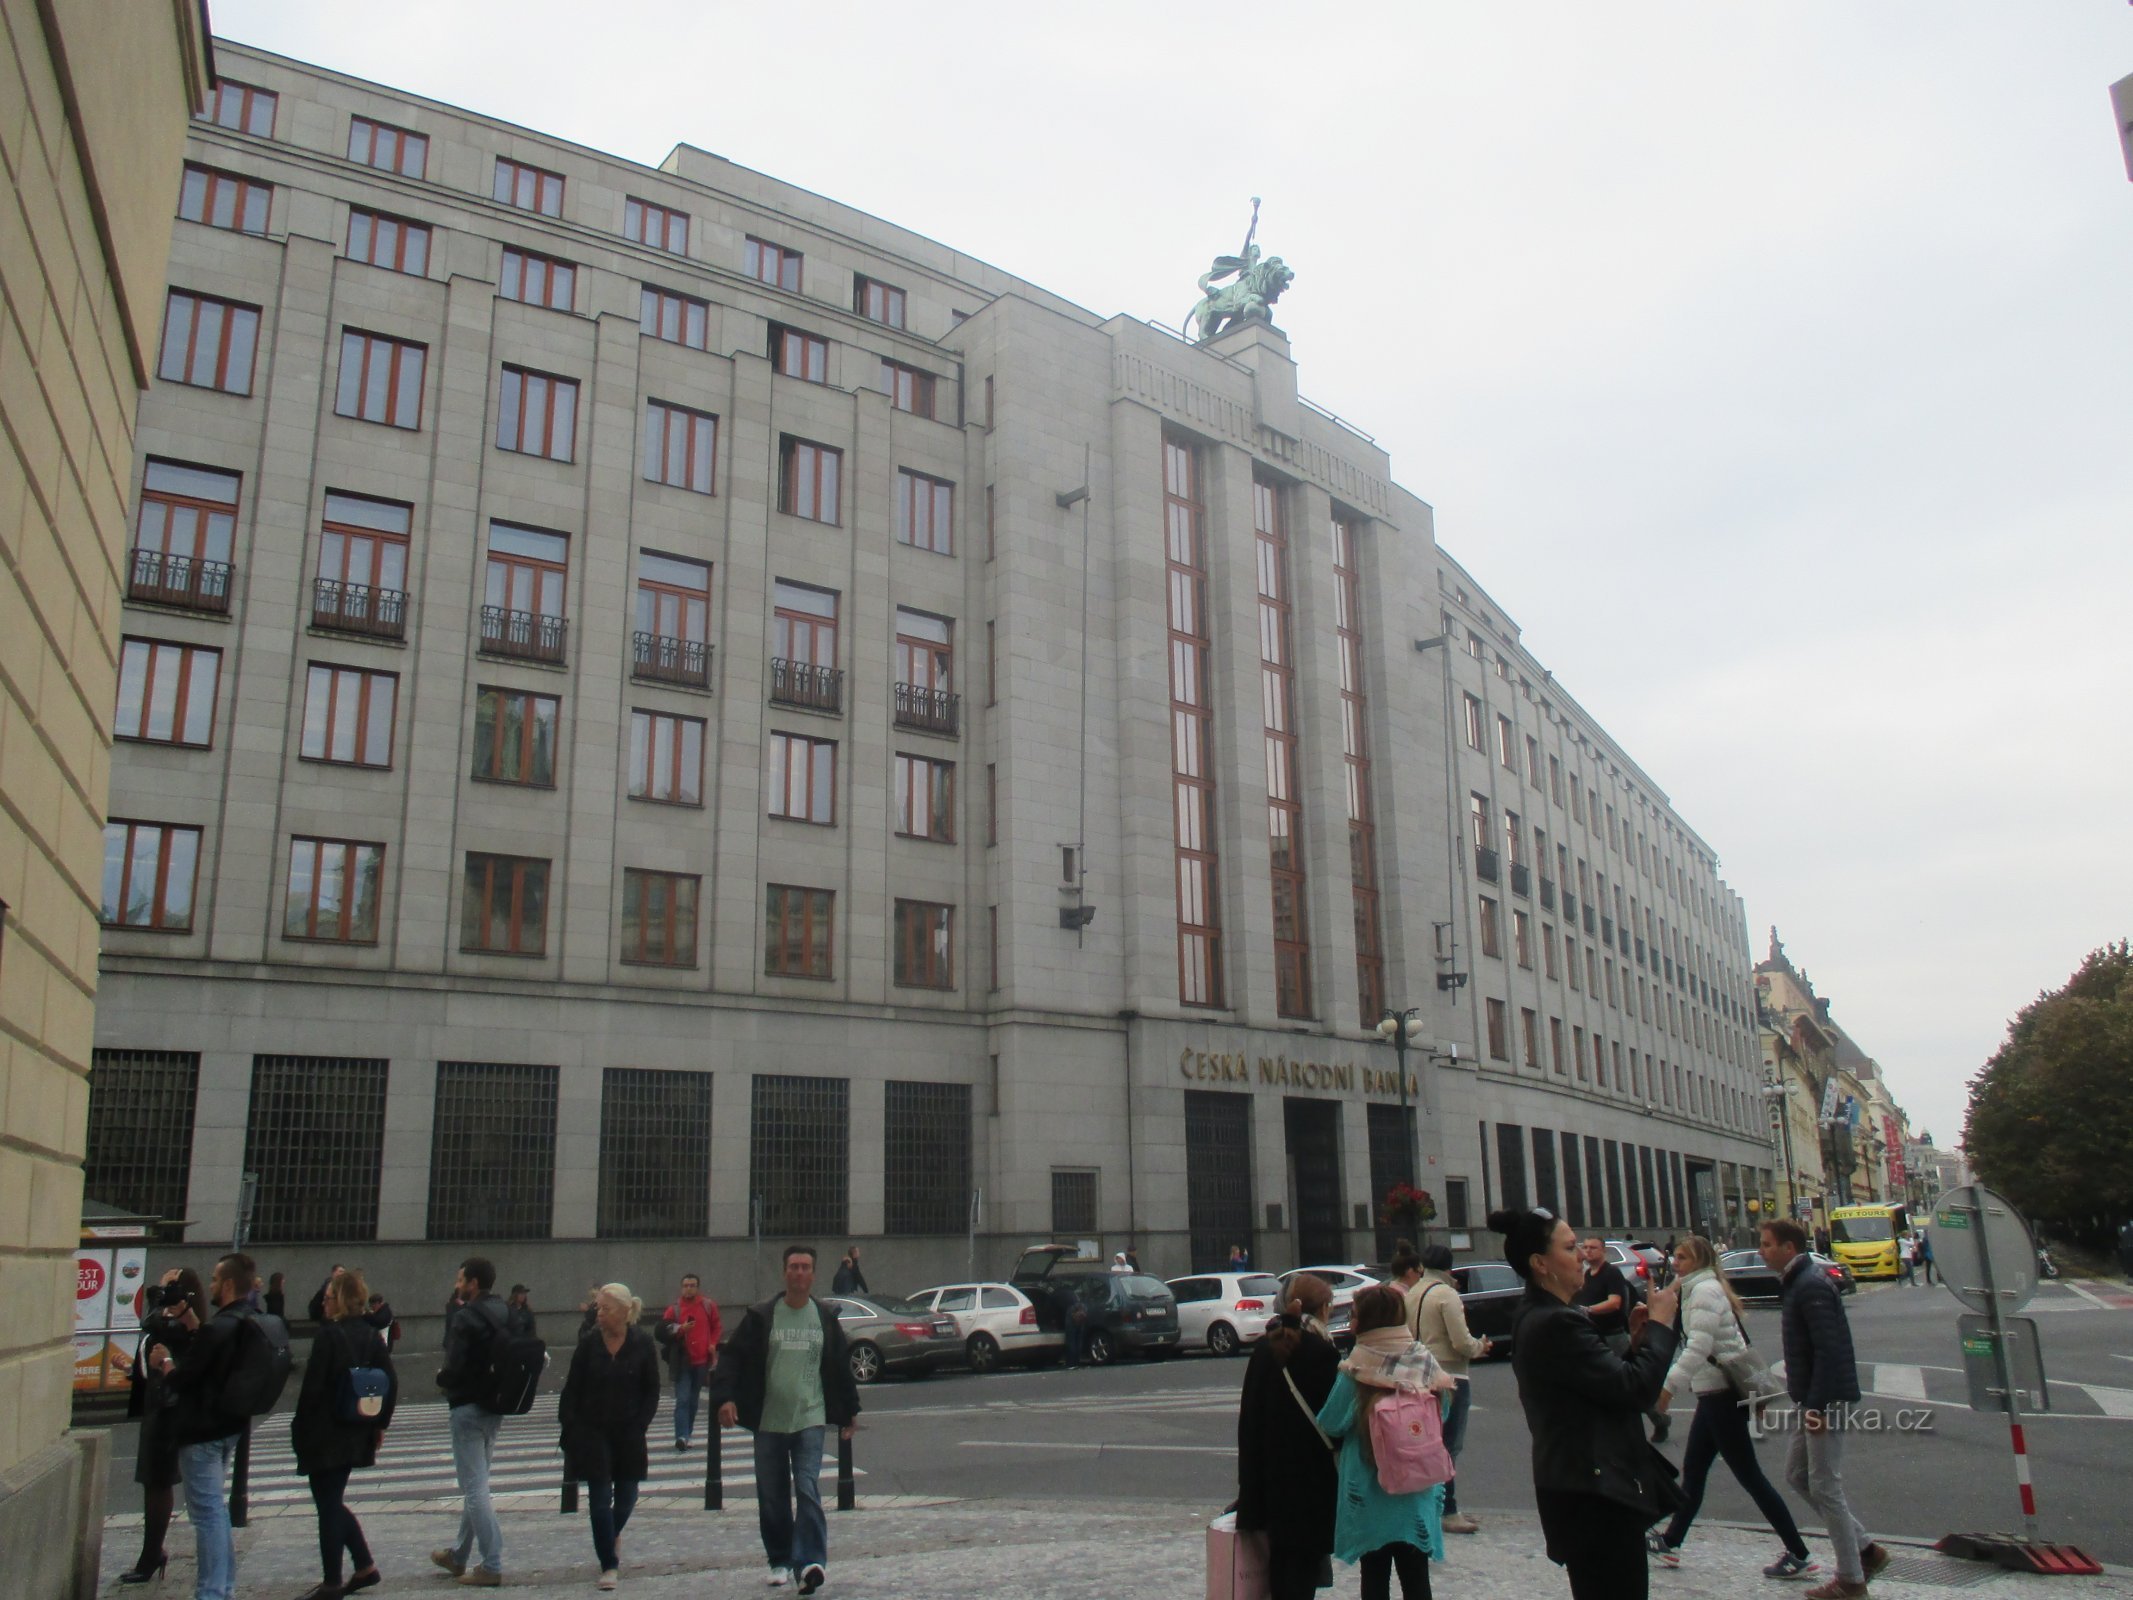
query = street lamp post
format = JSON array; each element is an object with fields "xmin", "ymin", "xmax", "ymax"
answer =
[
  {"xmin": 1763, "ymin": 1080, "xmax": 1798, "ymax": 1221},
  {"xmin": 1374, "ymin": 1007, "xmax": 1426, "ymax": 1213}
]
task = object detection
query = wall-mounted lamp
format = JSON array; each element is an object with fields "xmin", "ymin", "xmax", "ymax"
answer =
[
  {"xmin": 1055, "ymin": 486, "xmax": 1089, "ymax": 509},
  {"xmin": 1413, "ymin": 635, "xmax": 1447, "ymax": 652}
]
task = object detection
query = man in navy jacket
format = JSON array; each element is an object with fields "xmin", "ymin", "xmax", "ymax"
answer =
[{"xmin": 1764, "ymin": 1219, "xmax": 1890, "ymax": 1599}]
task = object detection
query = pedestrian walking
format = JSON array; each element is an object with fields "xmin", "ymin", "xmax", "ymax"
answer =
[
  {"xmin": 117, "ymin": 1268, "xmax": 206, "ymax": 1585},
  {"xmin": 1763, "ymin": 1217, "xmax": 1891, "ymax": 1599},
  {"xmin": 432, "ymin": 1256, "xmax": 512, "ymax": 1586},
  {"xmin": 307, "ymin": 1264, "xmax": 345, "ymax": 1325},
  {"xmin": 292, "ymin": 1266, "xmax": 397, "ymax": 1600},
  {"xmin": 151, "ymin": 1252, "xmax": 266, "ymax": 1600},
  {"xmin": 1918, "ymin": 1231, "xmax": 1937, "ymax": 1287},
  {"xmin": 1408, "ymin": 1244, "xmax": 1491, "ymax": 1534},
  {"xmin": 1495, "ymin": 1207, "xmax": 1681, "ymax": 1600},
  {"xmin": 505, "ymin": 1284, "xmax": 538, "ymax": 1338},
  {"xmin": 659, "ymin": 1272, "xmax": 723, "ymax": 1450},
  {"xmin": 1644, "ymin": 1237, "xmax": 1816, "ymax": 1579},
  {"xmin": 831, "ymin": 1247, "xmax": 868, "ymax": 1295},
  {"xmin": 1313, "ymin": 1284, "xmax": 1453, "ymax": 1600},
  {"xmin": 561, "ymin": 1283, "xmax": 662, "ymax": 1592},
  {"xmin": 712, "ymin": 1246, "xmax": 861, "ymax": 1595},
  {"xmin": 1575, "ymin": 1236, "xmax": 1668, "ymax": 1442},
  {"xmin": 1054, "ymin": 1278, "xmax": 1089, "ymax": 1368},
  {"xmin": 1235, "ymin": 1272, "xmax": 1340, "ymax": 1600},
  {"xmin": 264, "ymin": 1271, "xmax": 288, "ymax": 1319}
]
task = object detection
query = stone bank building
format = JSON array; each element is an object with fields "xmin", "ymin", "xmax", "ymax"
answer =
[{"xmin": 85, "ymin": 42, "xmax": 1774, "ymax": 1308}]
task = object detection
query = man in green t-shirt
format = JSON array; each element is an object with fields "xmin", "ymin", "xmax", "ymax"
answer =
[{"xmin": 713, "ymin": 1245, "xmax": 860, "ymax": 1595}]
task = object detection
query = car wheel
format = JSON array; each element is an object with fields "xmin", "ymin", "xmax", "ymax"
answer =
[
  {"xmin": 966, "ymin": 1332, "xmax": 1001, "ymax": 1373},
  {"xmin": 848, "ymin": 1341, "xmax": 883, "ymax": 1385},
  {"xmin": 1085, "ymin": 1330, "xmax": 1116, "ymax": 1366},
  {"xmin": 1207, "ymin": 1321, "xmax": 1239, "ymax": 1357}
]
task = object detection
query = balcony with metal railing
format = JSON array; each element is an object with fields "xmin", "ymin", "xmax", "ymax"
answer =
[
  {"xmin": 1583, "ymin": 904, "xmax": 1597, "ymax": 936},
  {"xmin": 1562, "ymin": 891, "xmax": 1578, "ymax": 923},
  {"xmin": 479, "ymin": 604, "xmax": 567, "ymax": 665},
  {"xmin": 893, "ymin": 681, "xmax": 961, "ymax": 737},
  {"xmin": 632, "ymin": 631, "xmax": 711, "ymax": 688},
  {"xmin": 128, "ymin": 549, "xmax": 232, "ymax": 614},
  {"xmin": 1473, "ymin": 846, "xmax": 1499, "ymax": 883},
  {"xmin": 311, "ymin": 578, "xmax": 406, "ymax": 640},
  {"xmin": 1510, "ymin": 862, "xmax": 1532, "ymax": 898},
  {"xmin": 1539, "ymin": 877, "xmax": 1556, "ymax": 912},
  {"xmin": 769, "ymin": 657, "xmax": 843, "ymax": 714}
]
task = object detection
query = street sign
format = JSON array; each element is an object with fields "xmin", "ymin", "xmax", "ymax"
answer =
[
  {"xmin": 1959, "ymin": 1315, "xmax": 2049, "ymax": 1413},
  {"xmin": 1932, "ymin": 1184, "xmax": 2037, "ymax": 1315}
]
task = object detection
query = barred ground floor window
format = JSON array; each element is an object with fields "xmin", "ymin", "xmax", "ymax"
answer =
[
  {"xmin": 598, "ymin": 1068, "xmax": 712, "ymax": 1238},
  {"xmin": 883, "ymin": 1081, "xmax": 970, "ymax": 1235},
  {"xmin": 750, "ymin": 1073, "xmax": 848, "ymax": 1237},
  {"xmin": 428, "ymin": 1062, "xmax": 558, "ymax": 1239},
  {"xmin": 84, "ymin": 1050, "xmax": 199, "ymax": 1223},
  {"xmin": 1183, "ymin": 1090, "xmax": 1253, "ymax": 1273},
  {"xmin": 243, "ymin": 1055, "xmax": 388, "ymax": 1242}
]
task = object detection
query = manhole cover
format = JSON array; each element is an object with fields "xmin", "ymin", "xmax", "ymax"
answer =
[{"xmin": 1875, "ymin": 1553, "xmax": 2003, "ymax": 1588}]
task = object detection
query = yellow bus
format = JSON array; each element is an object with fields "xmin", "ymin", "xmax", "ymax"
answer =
[{"xmin": 1829, "ymin": 1202, "xmax": 1910, "ymax": 1281}]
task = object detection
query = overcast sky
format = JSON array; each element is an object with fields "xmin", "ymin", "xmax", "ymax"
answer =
[{"xmin": 211, "ymin": 2, "xmax": 2133, "ymax": 1149}]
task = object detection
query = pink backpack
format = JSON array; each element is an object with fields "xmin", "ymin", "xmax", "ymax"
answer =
[{"xmin": 1368, "ymin": 1387, "xmax": 1454, "ymax": 1494}]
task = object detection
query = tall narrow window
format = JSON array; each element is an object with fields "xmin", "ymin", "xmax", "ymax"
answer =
[
  {"xmin": 178, "ymin": 163, "xmax": 270, "ymax": 233},
  {"xmin": 893, "ymin": 900, "xmax": 954, "ymax": 990},
  {"xmin": 496, "ymin": 366, "xmax": 577, "ymax": 461},
  {"xmin": 494, "ymin": 157, "xmax": 563, "ymax": 216},
  {"xmin": 622, "ymin": 870, "xmax": 699, "ymax": 966},
  {"xmin": 461, "ymin": 853, "xmax": 550, "ymax": 955},
  {"xmin": 878, "ymin": 360, "xmax": 935, "ymax": 418},
  {"xmin": 130, "ymin": 460, "xmax": 237, "ymax": 613},
  {"xmin": 1463, "ymin": 693, "xmax": 1484, "ymax": 750},
  {"xmin": 284, "ymin": 837, "xmax": 384, "ymax": 943},
  {"xmin": 482, "ymin": 522, "xmax": 568, "ymax": 655},
  {"xmin": 1254, "ymin": 474, "xmax": 1310, "ymax": 1017},
  {"xmin": 643, "ymin": 401, "xmax": 716, "ymax": 493},
  {"xmin": 314, "ymin": 492, "xmax": 410, "ymax": 639},
  {"xmin": 471, "ymin": 687, "xmax": 559, "ymax": 786},
  {"xmin": 100, "ymin": 822, "xmax": 201, "ymax": 930},
  {"xmin": 769, "ymin": 580, "xmax": 840, "ymax": 711},
  {"xmin": 640, "ymin": 286, "xmax": 709, "ymax": 349},
  {"xmin": 855, "ymin": 275, "xmax": 906, "ymax": 327},
  {"xmin": 1486, "ymin": 997, "xmax": 1509, "ymax": 1060},
  {"xmin": 623, "ymin": 196, "xmax": 688, "ymax": 253},
  {"xmin": 894, "ymin": 754, "xmax": 954, "ymax": 842},
  {"xmin": 346, "ymin": 209, "xmax": 430, "ymax": 275},
  {"xmin": 893, "ymin": 608, "xmax": 955, "ymax": 735},
  {"xmin": 335, "ymin": 330, "xmax": 425, "ymax": 428},
  {"xmin": 114, "ymin": 639, "xmax": 220, "ymax": 746},
  {"xmin": 159, "ymin": 291, "xmax": 259, "ymax": 393},
  {"xmin": 299, "ymin": 664, "xmax": 397, "ymax": 768},
  {"xmin": 767, "ymin": 733, "xmax": 836, "ymax": 823},
  {"xmin": 764, "ymin": 885, "xmax": 834, "ymax": 978},
  {"xmin": 346, "ymin": 116, "xmax": 427, "ymax": 175},
  {"xmin": 779, "ymin": 437, "xmax": 841, "ymax": 524},
  {"xmin": 499, "ymin": 247, "xmax": 574, "ymax": 310},
  {"xmin": 745, "ymin": 236, "xmax": 802, "ymax": 291},
  {"xmin": 634, "ymin": 552, "xmax": 711, "ymax": 687},
  {"xmin": 894, "ymin": 469, "xmax": 954, "ymax": 554},
  {"xmin": 771, "ymin": 325, "xmax": 829, "ymax": 382},
  {"xmin": 203, "ymin": 80, "xmax": 275, "ymax": 135},
  {"xmin": 628, "ymin": 711, "xmax": 704, "ymax": 805},
  {"xmin": 1332, "ymin": 514, "xmax": 1384, "ymax": 1024},
  {"xmin": 1164, "ymin": 436, "xmax": 1221, "ymax": 1006}
]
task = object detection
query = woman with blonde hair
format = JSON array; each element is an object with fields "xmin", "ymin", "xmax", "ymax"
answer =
[
  {"xmin": 291, "ymin": 1266, "xmax": 397, "ymax": 1599},
  {"xmin": 1646, "ymin": 1235, "xmax": 1815, "ymax": 1579},
  {"xmin": 560, "ymin": 1282, "xmax": 661, "ymax": 1590},
  {"xmin": 1235, "ymin": 1272, "xmax": 1340, "ymax": 1599}
]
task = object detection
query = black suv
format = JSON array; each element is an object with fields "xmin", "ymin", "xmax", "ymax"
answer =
[
  {"xmin": 1450, "ymin": 1262, "xmax": 1523, "ymax": 1356},
  {"xmin": 1010, "ymin": 1246, "xmax": 1181, "ymax": 1364}
]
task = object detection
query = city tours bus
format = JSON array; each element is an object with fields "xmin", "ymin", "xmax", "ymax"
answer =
[{"xmin": 1829, "ymin": 1201, "xmax": 1910, "ymax": 1281}]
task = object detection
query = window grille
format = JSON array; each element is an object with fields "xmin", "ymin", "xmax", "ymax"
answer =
[
  {"xmin": 1051, "ymin": 1170, "xmax": 1098, "ymax": 1237},
  {"xmin": 243, "ymin": 1056, "xmax": 387, "ymax": 1242},
  {"xmin": 749, "ymin": 1074, "xmax": 848, "ymax": 1237},
  {"xmin": 427, "ymin": 1062, "xmax": 557, "ymax": 1239},
  {"xmin": 84, "ymin": 1050, "xmax": 198, "ymax": 1223},
  {"xmin": 597, "ymin": 1068, "xmax": 711, "ymax": 1238},
  {"xmin": 883, "ymin": 1082, "xmax": 970, "ymax": 1236},
  {"xmin": 1366, "ymin": 1102, "xmax": 1415, "ymax": 1260},
  {"xmin": 1183, "ymin": 1090, "xmax": 1253, "ymax": 1272}
]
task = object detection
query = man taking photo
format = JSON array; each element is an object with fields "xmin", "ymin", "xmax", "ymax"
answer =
[
  {"xmin": 660, "ymin": 1273, "xmax": 723, "ymax": 1450},
  {"xmin": 150, "ymin": 1252, "xmax": 259, "ymax": 1600}
]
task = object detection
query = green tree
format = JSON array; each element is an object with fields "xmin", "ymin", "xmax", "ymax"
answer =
[{"xmin": 1964, "ymin": 942, "xmax": 2133, "ymax": 1246}]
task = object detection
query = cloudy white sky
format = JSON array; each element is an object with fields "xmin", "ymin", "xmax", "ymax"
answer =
[{"xmin": 212, "ymin": 2, "xmax": 2133, "ymax": 1147}]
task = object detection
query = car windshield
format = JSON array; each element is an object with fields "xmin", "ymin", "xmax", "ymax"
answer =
[
  {"xmin": 1237, "ymin": 1275, "xmax": 1283, "ymax": 1298},
  {"xmin": 1120, "ymin": 1275, "xmax": 1170, "ymax": 1299},
  {"xmin": 1832, "ymin": 1218, "xmax": 1894, "ymax": 1242}
]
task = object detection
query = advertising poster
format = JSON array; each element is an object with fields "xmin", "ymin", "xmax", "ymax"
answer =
[
  {"xmin": 109, "ymin": 1247, "xmax": 148, "ymax": 1332},
  {"xmin": 74, "ymin": 1251, "xmax": 112, "ymax": 1334},
  {"xmin": 72, "ymin": 1332, "xmax": 109, "ymax": 1392}
]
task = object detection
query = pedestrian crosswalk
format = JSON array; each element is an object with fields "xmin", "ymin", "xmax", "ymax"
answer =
[
  {"xmin": 236, "ymin": 1395, "xmax": 861, "ymax": 1511},
  {"xmin": 1859, "ymin": 1363, "xmax": 2133, "ymax": 1419}
]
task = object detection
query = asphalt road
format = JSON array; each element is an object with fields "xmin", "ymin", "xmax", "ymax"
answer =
[{"xmin": 95, "ymin": 1278, "xmax": 2133, "ymax": 1565}]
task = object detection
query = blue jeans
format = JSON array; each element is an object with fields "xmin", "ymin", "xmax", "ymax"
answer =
[
  {"xmin": 1439, "ymin": 1378, "xmax": 1473, "ymax": 1516},
  {"xmin": 753, "ymin": 1427, "xmax": 827, "ymax": 1573},
  {"xmin": 587, "ymin": 1477, "xmax": 640, "ymax": 1572},
  {"xmin": 447, "ymin": 1404, "xmax": 504, "ymax": 1574},
  {"xmin": 178, "ymin": 1435, "xmax": 237, "ymax": 1600},
  {"xmin": 673, "ymin": 1363, "xmax": 708, "ymax": 1443}
]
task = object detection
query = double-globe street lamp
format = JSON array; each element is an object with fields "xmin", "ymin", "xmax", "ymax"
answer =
[{"xmin": 1374, "ymin": 1008, "xmax": 1428, "ymax": 1222}]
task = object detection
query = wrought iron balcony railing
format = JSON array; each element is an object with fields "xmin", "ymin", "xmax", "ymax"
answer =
[
  {"xmin": 311, "ymin": 578, "xmax": 406, "ymax": 639},
  {"xmin": 768, "ymin": 657, "xmax": 843, "ymax": 714},
  {"xmin": 129, "ymin": 549, "xmax": 231, "ymax": 614},
  {"xmin": 479, "ymin": 604, "xmax": 567, "ymax": 664},
  {"xmin": 632, "ymin": 631, "xmax": 711, "ymax": 688},
  {"xmin": 893, "ymin": 681, "xmax": 961, "ymax": 737}
]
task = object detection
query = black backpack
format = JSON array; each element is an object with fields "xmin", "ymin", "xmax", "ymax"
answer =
[
  {"xmin": 221, "ymin": 1309, "xmax": 293, "ymax": 1418},
  {"xmin": 478, "ymin": 1326, "xmax": 547, "ymax": 1415}
]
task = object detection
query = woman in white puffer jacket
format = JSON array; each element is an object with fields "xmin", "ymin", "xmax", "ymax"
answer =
[{"xmin": 1644, "ymin": 1235, "xmax": 1818, "ymax": 1579}]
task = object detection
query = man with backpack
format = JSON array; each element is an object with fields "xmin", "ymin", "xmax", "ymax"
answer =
[
  {"xmin": 149, "ymin": 1251, "xmax": 286, "ymax": 1600},
  {"xmin": 432, "ymin": 1257, "xmax": 515, "ymax": 1586}
]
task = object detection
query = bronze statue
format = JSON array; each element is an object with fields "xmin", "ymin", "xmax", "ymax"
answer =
[{"xmin": 1189, "ymin": 197, "xmax": 1294, "ymax": 341}]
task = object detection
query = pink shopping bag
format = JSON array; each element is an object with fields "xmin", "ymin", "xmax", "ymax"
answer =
[{"xmin": 1207, "ymin": 1510, "xmax": 1271, "ymax": 1600}]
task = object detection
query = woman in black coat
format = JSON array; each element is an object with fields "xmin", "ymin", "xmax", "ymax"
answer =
[
  {"xmin": 1493, "ymin": 1207, "xmax": 1682, "ymax": 1600},
  {"xmin": 291, "ymin": 1267, "xmax": 398, "ymax": 1600},
  {"xmin": 119, "ymin": 1268, "xmax": 206, "ymax": 1584},
  {"xmin": 1236, "ymin": 1273, "xmax": 1341, "ymax": 1600},
  {"xmin": 561, "ymin": 1282, "xmax": 662, "ymax": 1589}
]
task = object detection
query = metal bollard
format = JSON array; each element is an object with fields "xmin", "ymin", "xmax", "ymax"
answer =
[
  {"xmin": 835, "ymin": 1429, "xmax": 855, "ymax": 1512},
  {"xmin": 704, "ymin": 1417, "xmax": 722, "ymax": 1510},
  {"xmin": 561, "ymin": 1476, "xmax": 578, "ymax": 1514},
  {"xmin": 230, "ymin": 1420, "xmax": 252, "ymax": 1527}
]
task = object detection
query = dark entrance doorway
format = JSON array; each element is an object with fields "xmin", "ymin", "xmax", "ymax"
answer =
[
  {"xmin": 1284, "ymin": 1098, "xmax": 1345, "ymax": 1265},
  {"xmin": 1688, "ymin": 1161, "xmax": 1720, "ymax": 1240}
]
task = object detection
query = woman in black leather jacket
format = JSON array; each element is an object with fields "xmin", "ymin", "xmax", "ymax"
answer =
[
  {"xmin": 1494, "ymin": 1206, "xmax": 1681, "ymax": 1600},
  {"xmin": 119, "ymin": 1267, "xmax": 206, "ymax": 1584}
]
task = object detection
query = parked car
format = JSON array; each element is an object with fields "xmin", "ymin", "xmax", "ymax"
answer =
[
  {"xmin": 1718, "ymin": 1250, "xmax": 1853, "ymax": 1304},
  {"xmin": 1601, "ymin": 1239, "xmax": 1655, "ymax": 1296},
  {"xmin": 1277, "ymin": 1265, "xmax": 1385, "ymax": 1352},
  {"xmin": 1815, "ymin": 1254, "xmax": 1857, "ymax": 1296},
  {"xmin": 905, "ymin": 1281, "xmax": 1062, "ymax": 1372},
  {"xmin": 1165, "ymin": 1272, "xmax": 1285, "ymax": 1356},
  {"xmin": 821, "ymin": 1294, "xmax": 963, "ymax": 1384},
  {"xmin": 1626, "ymin": 1241, "xmax": 1669, "ymax": 1284},
  {"xmin": 1449, "ymin": 1261, "xmax": 1523, "ymax": 1355},
  {"xmin": 1005, "ymin": 1244, "xmax": 1182, "ymax": 1363}
]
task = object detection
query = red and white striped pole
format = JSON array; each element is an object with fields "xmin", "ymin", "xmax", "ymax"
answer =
[{"xmin": 2009, "ymin": 1420, "xmax": 2038, "ymax": 1536}]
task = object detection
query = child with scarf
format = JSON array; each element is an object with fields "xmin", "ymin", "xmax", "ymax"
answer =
[{"xmin": 1315, "ymin": 1284, "xmax": 1456, "ymax": 1600}]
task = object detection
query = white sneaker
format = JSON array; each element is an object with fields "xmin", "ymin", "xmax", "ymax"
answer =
[
  {"xmin": 767, "ymin": 1571, "xmax": 792, "ymax": 1589},
  {"xmin": 598, "ymin": 1571, "xmax": 619, "ymax": 1592}
]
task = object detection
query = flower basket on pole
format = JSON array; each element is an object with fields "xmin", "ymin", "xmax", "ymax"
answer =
[{"xmin": 1379, "ymin": 1181, "xmax": 1437, "ymax": 1237}]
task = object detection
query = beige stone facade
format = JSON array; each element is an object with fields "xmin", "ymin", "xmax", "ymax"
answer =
[
  {"xmin": 89, "ymin": 42, "xmax": 1771, "ymax": 1325},
  {"xmin": 0, "ymin": 1, "xmax": 209, "ymax": 1593}
]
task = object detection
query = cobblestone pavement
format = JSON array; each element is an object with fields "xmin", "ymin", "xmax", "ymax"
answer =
[{"xmin": 99, "ymin": 1495, "xmax": 2132, "ymax": 1598}]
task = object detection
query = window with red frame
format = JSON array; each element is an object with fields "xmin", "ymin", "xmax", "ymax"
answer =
[
  {"xmin": 894, "ymin": 753, "xmax": 954, "ymax": 842},
  {"xmin": 878, "ymin": 359, "xmax": 935, "ymax": 418},
  {"xmin": 855, "ymin": 275, "xmax": 905, "ymax": 328},
  {"xmin": 622, "ymin": 869, "xmax": 699, "ymax": 966},
  {"xmin": 335, "ymin": 330, "xmax": 425, "ymax": 428},
  {"xmin": 624, "ymin": 197, "xmax": 688, "ymax": 254},
  {"xmin": 178, "ymin": 163, "xmax": 270, "ymax": 233},
  {"xmin": 771, "ymin": 580, "xmax": 837, "ymax": 670},
  {"xmin": 893, "ymin": 899, "xmax": 954, "ymax": 990},
  {"xmin": 100, "ymin": 821, "xmax": 201, "ymax": 930},
  {"xmin": 779, "ymin": 437, "xmax": 841, "ymax": 524},
  {"xmin": 894, "ymin": 607, "xmax": 952, "ymax": 696},
  {"xmin": 471, "ymin": 687, "xmax": 559, "ymax": 786},
  {"xmin": 299, "ymin": 663, "xmax": 397, "ymax": 768},
  {"xmin": 494, "ymin": 157, "xmax": 563, "ymax": 215},
  {"xmin": 132, "ymin": 460, "xmax": 237, "ymax": 593},
  {"xmin": 461, "ymin": 852, "xmax": 549, "ymax": 955},
  {"xmin": 159, "ymin": 291, "xmax": 259, "ymax": 393},
  {"xmin": 346, "ymin": 116, "xmax": 427, "ymax": 177},
  {"xmin": 628, "ymin": 710, "xmax": 704, "ymax": 806},
  {"xmin": 640, "ymin": 286, "xmax": 709, "ymax": 349},
  {"xmin": 496, "ymin": 366, "xmax": 578, "ymax": 461},
  {"xmin": 768, "ymin": 732, "xmax": 835, "ymax": 824},
  {"xmin": 500, "ymin": 248, "xmax": 574, "ymax": 310},
  {"xmin": 764, "ymin": 884, "xmax": 833, "ymax": 978},
  {"xmin": 771, "ymin": 324, "xmax": 828, "ymax": 382},
  {"xmin": 316, "ymin": 492, "xmax": 411, "ymax": 623},
  {"xmin": 642, "ymin": 401, "xmax": 716, "ymax": 493},
  {"xmin": 115, "ymin": 638, "xmax": 220, "ymax": 747},
  {"xmin": 635, "ymin": 552, "xmax": 711, "ymax": 677},
  {"xmin": 347, "ymin": 209, "xmax": 430, "ymax": 275},
  {"xmin": 284, "ymin": 837, "xmax": 384, "ymax": 943},
  {"xmin": 203, "ymin": 80, "xmax": 275, "ymax": 136},
  {"xmin": 745, "ymin": 236, "xmax": 802, "ymax": 291},
  {"xmin": 894, "ymin": 469, "xmax": 953, "ymax": 554}
]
